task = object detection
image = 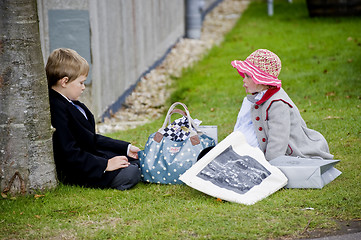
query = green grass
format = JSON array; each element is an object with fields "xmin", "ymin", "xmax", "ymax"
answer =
[{"xmin": 1, "ymin": 0, "xmax": 360, "ymax": 239}]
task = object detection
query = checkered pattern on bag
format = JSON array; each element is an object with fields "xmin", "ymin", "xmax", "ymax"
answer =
[{"xmin": 160, "ymin": 116, "xmax": 191, "ymax": 141}]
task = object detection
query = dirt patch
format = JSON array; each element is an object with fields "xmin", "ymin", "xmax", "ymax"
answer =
[{"xmin": 297, "ymin": 219, "xmax": 361, "ymax": 239}]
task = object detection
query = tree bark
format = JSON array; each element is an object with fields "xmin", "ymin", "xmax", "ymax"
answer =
[{"xmin": 0, "ymin": 0, "xmax": 57, "ymax": 195}]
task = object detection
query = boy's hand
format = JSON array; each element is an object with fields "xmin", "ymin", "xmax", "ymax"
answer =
[
  {"xmin": 128, "ymin": 145, "xmax": 141, "ymax": 159},
  {"xmin": 106, "ymin": 156, "xmax": 130, "ymax": 171}
]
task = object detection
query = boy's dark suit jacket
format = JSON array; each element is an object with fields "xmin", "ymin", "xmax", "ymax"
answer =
[{"xmin": 49, "ymin": 89, "xmax": 130, "ymax": 188}]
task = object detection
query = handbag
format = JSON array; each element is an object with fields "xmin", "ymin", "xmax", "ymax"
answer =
[{"xmin": 139, "ymin": 102, "xmax": 216, "ymax": 184}]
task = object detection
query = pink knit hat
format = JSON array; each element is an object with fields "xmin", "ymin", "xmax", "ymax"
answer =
[{"xmin": 231, "ymin": 49, "xmax": 282, "ymax": 88}]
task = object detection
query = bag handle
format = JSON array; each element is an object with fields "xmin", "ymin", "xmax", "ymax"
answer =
[
  {"xmin": 169, "ymin": 109, "xmax": 187, "ymax": 118},
  {"xmin": 167, "ymin": 102, "xmax": 205, "ymax": 135},
  {"xmin": 160, "ymin": 102, "xmax": 200, "ymax": 131},
  {"xmin": 154, "ymin": 102, "xmax": 201, "ymax": 145}
]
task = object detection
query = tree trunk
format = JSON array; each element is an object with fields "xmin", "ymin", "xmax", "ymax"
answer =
[{"xmin": 0, "ymin": 0, "xmax": 57, "ymax": 196}]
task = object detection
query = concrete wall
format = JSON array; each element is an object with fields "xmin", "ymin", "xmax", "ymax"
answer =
[{"xmin": 37, "ymin": 0, "xmax": 220, "ymax": 121}]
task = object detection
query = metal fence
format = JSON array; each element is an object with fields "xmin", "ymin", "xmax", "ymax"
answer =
[{"xmin": 37, "ymin": 0, "xmax": 220, "ymax": 120}]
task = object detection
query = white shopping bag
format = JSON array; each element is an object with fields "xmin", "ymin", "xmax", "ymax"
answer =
[
  {"xmin": 269, "ymin": 156, "xmax": 341, "ymax": 189},
  {"xmin": 179, "ymin": 131, "xmax": 288, "ymax": 205},
  {"xmin": 198, "ymin": 125, "xmax": 218, "ymax": 144}
]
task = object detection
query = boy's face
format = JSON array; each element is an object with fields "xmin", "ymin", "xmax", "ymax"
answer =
[
  {"xmin": 242, "ymin": 73, "xmax": 266, "ymax": 94},
  {"xmin": 62, "ymin": 75, "xmax": 87, "ymax": 101}
]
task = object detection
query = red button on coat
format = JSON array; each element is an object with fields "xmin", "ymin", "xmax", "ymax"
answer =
[
  {"xmin": 262, "ymin": 138, "xmax": 266, "ymax": 142},
  {"xmin": 259, "ymin": 127, "xmax": 263, "ymax": 131},
  {"xmin": 255, "ymin": 105, "xmax": 259, "ymax": 109},
  {"xmin": 255, "ymin": 117, "xmax": 260, "ymax": 121}
]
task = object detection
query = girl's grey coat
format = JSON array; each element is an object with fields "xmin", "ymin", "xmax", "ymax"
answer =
[{"xmin": 248, "ymin": 88, "xmax": 333, "ymax": 161}]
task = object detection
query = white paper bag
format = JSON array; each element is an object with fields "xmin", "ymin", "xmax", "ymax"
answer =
[
  {"xmin": 179, "ymin": 131, "xmax": 288, "ymax": 205},
  {"xmin": 269, "ymin": 156, "xmax": 342, "ymax": 189},
  {"xmin": 198, "ymin": 125, "xmax": 218, "ymax": 144}
]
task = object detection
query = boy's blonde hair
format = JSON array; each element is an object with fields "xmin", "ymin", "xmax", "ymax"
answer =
[{"xmin": 46, "ymin": 48, "xmax": 89, "ymax": 88}]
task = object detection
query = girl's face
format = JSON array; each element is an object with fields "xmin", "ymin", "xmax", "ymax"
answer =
[{"xmin": 242, "ymin": 73, "xmax": 267, "ymax": 94}]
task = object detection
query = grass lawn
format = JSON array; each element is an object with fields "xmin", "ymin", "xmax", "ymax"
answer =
[{"xmin": 1, "ymin": 0, "xmax": 360, "ymax": 239}]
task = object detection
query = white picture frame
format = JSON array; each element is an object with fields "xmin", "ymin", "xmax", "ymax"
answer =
[{"xmin": 180, "ymin": 131, "xmax": 288, "ymax": 205}]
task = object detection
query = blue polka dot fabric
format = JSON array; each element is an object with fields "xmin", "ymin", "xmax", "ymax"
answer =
[{"xmin": 139, "ymin": 132, "xmax": 216, "ymax": 184}]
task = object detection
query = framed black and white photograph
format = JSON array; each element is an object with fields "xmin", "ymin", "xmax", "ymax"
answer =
[{"xmin": 180, "ymin": 131, "xmax": 288, "ymax": 205}]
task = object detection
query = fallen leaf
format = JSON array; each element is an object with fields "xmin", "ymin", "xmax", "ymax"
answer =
[
  {"xmin": 34, "ymin": 215, "xmax": 41, "ymax": 219},
  {"xmin": 34, "ymin": 194, "xmax": 45, "ymax": 199},
  {"xmin": 326, "ymin": 91, "xmax": 335, "ymax": 96},
  {"xmin": 216, "ymin": 198, "xmax": 223, "ymax": 202}
]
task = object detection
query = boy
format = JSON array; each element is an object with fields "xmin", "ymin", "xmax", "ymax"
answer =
[{"xmin": 46, "ymin": 48, "xmax": 141, "ymax": 190}]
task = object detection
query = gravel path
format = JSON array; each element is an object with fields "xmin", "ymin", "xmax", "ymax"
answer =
[{"xmin": 97, "ymin": 0, "xmax": 250, "ymax": 134}]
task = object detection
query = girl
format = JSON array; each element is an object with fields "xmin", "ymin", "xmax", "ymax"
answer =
[{"xmin": 232, "ymin": 49, "xmax": 333, "ymax": 161}]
